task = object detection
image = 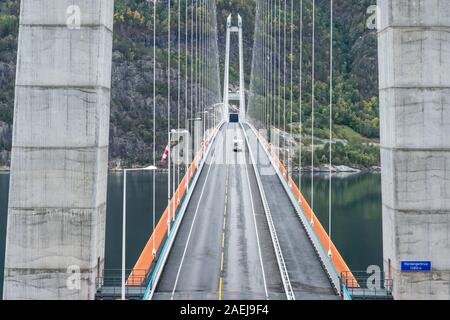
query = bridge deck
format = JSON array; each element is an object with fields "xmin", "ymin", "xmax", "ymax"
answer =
[
  {"xmin": 152, "ymin": 122, "xmax": 339, "ymax": 300},
  {"xmin": 153, "ymin": 123, "xmax": 284, "ymax": 300},
  {"xmin": 243, "ymin": 123, "xmax": 339, "ymax": 300}
]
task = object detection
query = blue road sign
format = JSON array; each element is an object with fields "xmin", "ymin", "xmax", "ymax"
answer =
[
  {"xmin": 401, "ymin": 261, "xmax": 432, "ymax": 272},
  {"xmin": 229, "ymin": 113, "xmax": 239, "ymax": 123}
]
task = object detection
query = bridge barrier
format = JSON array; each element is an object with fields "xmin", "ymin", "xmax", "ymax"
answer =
[
  {"xmin": 341, "ymin": 271, "xmax": 393, "ymax": 300},
  {"xmin": 127, "ymin": 124, "xmax": 224, "ymax": 288},
  {"xmin": 96, "ymin": 269, "xmax": 147, "ymax": 299},
  {"xmin": 244, "ymin": 122, "xmax": 358, "ymax": 298}
]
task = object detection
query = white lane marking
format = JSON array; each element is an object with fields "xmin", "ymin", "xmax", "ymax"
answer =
[
  {"xmin": 170, "ymin": 130, "xmax": 222, "ymax": 299},
  {"xmin": 239, "ymin": 127, "xmax": 269, "ymax": 299}
]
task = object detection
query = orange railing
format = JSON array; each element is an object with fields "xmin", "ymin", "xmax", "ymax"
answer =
[
  {"xmin": 254, "ymin": 128, "xmax": 358, "ymax": 288},
  {"xmin": 127, "ymin": 126, "xmax": 220, "ymax": 286}
]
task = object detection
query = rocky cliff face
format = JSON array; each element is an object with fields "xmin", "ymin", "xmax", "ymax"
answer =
[
  {"xmin": 110, "ymin": 50, "xmax": 165, "ymax": 168},
  {"xmin": 111, "ymin": 51, "xmax": 183, "ymax": 168},
  {"xmin": 109, "ymin": 45, "xmax": 218, "ymax": 169}
]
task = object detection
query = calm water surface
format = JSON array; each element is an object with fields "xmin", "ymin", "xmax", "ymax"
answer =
[
  {"xmin": 297, "ymin": 173, "xmax": 383, "ymax": 271},
  {"xmin": 0, "ymin": 172, "xmax": 382, "ymax": 297}
]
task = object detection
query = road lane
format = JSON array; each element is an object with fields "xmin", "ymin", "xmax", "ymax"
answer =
[
  {"xmin": 243, "ymin": 123, "xmax": 339, "ymax": 300},
  {"xmin": 222, "ymin": 124, "xmax": 268, "ymax": 299},
  {"xmin": 154, "ymin": 125, "xmax": 227, "ymax": 300}
]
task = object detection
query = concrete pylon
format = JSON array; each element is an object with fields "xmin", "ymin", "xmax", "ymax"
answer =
[
  {"xmin": 223, "ymin": 14, "xmax": 246, "ymax": 121},
  {"xmin": 238, "ymin": 14, "xmax": 246, "ymax": 122},
  {"xmin": 223, "ymin": 15, "xmax": 231, "ymax": 121},
  {"xmin": 378, "ymin": 0, "xmax": 450, "ymax": 299},
  {"xmin": 3, "ymin": 1, "xmax": 114, "ymax": 299}
]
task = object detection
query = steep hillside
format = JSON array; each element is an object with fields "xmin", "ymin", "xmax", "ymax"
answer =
[{"xmin": 0, "ymin": 0, "xmax": 379, "ymax": 168}]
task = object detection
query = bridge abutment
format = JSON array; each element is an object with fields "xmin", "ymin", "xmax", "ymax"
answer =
[
  {"xmin": 3, "ymin": 0, "xmax": 114, "ymax": 300},
  {"xmin": 379, "ymin": 0, "xmax": 450, "ymax": 299}
]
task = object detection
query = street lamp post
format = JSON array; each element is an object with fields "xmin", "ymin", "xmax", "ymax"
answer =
[
  {"xmin": 198, "ymin": 110, "xmax": 213, "ymax": 155},
  {"xmin": 195, "ymin": 111, "xmax": 207, "ymax": 154},
  {"xmin": 169, "ymin": 129, "xmax": 189, "ymax": 223},
  {"xmin": 187, "ymin": 117, "xmax": 202, "ymax": 166},
  {"xmin": 210, "ymin": 103, "xmax": 223, "ymax": 127},
  {"xmin": 187, "ymin": 103, "xmax": 221, "ymax": 156},
  {"xmin": 204, "ymin": 111, "xmax": 209, "ymax": 141},
  {"xmin": 122, "ymin": 165, "xmax": 157, "ymax": 301},
  {"xmin": 215, "ymin": 103, "xmax": 222, "ymax": 127}
]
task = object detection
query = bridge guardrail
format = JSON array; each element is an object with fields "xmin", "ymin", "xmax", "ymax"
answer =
[
  {"xmin": 240, "ymin": 123, "xmax": 295, "ymax": 300},
  {"xmin": 243, "ymin": 121, "xmax": 358, "ymax": 298},
  {"xmin": 341, "ymin": 271, "xmax": 393, "ymax": 300},
  {"xmin": 96, "ymin": 269, "xmax": 148, "ymax": 300}
]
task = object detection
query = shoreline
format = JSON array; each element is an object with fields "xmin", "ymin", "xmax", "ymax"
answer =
[
  {"xmin": 0, "ymin": 164, "xmax": 381, "ymax": 175},
  {"xmin": 294, "ymin": 164, "xmax": 381, "ymax": 174},
  {"xmin": 109, "ymin": 168, "xmax": 168, "ymax": 173}
]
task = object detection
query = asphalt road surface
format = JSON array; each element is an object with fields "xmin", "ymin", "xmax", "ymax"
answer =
[
  {"xmin": 243, "ymin": 123, "xmax": 339, "ymax": 300},
  {"xmin": 154, "ymin": 123, "xmax": 285, "ymax": 300}
]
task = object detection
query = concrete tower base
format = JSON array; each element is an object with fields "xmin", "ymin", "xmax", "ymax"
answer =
[
  {"xmin": 3, "ymin": 0, "xmax": 114, "ymax": 300},
  {"xmin": 379, "ymin": 0, "xmax": 450, "ymax": 299}
]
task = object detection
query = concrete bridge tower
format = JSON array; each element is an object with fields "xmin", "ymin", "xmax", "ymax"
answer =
[
  {"xmin": 223, "ymin": 14, "xmax": 246, "ymax": 122},
  {"xmin": 3, "ymin": 1, "xmax": 114, "ymax": 299},
  {"xmin": 379, "ymin": 0, "xmax": 450, "ymax": 299}
]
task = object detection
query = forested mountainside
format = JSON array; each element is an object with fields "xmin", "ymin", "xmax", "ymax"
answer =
[{"xmin": 0, "ymin": 0, "xmax": 379, "ymax": 169}]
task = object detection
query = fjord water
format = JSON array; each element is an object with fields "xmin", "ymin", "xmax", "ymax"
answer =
[
  {"xmin": 297, "ymin": 173, "xmax": 383, "ymax": 272},
  {"xmin": 0, "ymin": 172, "xmax": 382, "ymax": 297}
]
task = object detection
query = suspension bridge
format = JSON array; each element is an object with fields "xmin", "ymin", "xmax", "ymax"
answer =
[
  {"xmin": 97, "ymin": 1, "xmax": 372, "ymax": 301},
  {"xmin": 2, "ymin": 0, "xmax": 449, "ymax": 301}
]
